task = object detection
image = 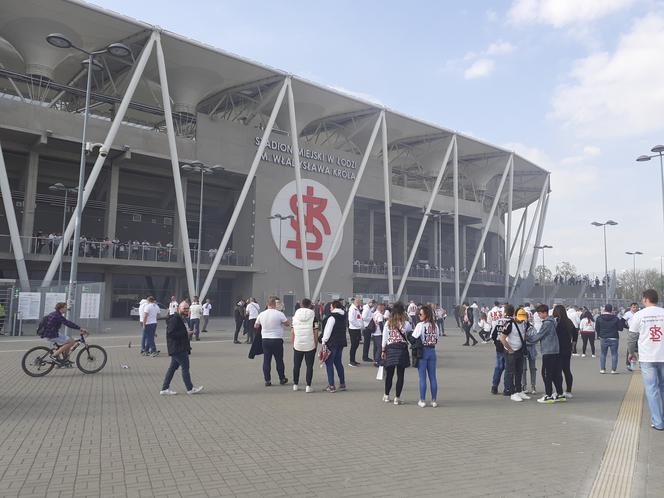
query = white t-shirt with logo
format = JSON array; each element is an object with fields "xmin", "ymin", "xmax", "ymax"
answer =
[
  {"xmin": 168, "ymin": 300, "xmax": 178, "ymax": 315},
  {"xmin": 190, "ymin": 303, "xmax": 203, "ymax": 320},
  {"xmin": 629, "ymin": 306, "xmax": 664, "ymax": 362},
  {"xmin": 138, "ymin": 299, "xmax": 148, "ymax": 323},
  {"xmin": 202, "ymin": 303, "xmax": 212, "ymax": 316},
  {"xmin": 247, "ymin": 302, "xmax": 260, "ymax": 320},
  {"xmin": 256, "ymin": 308, "xmax": 288, "ymax": 339},
  {"xmin": 144, "ymin": 303, "xmax": 160, "ymax": 325}
]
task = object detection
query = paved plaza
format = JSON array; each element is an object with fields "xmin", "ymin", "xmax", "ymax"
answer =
[{"xmin": 0, "ymin": 319, "xmax": 661, "ymax": 498}]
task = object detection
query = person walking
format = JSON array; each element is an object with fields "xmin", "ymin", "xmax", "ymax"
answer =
[
  {"xmin": 553, "ymin": 304, "xmax": 575, "ymax": 398},
  {"xmin": 498, "ymin": 304, "xmax": 530, "ymax": 402},
  {"xmin": 347, "ymin": 296, "xmax": 363, "ymax": 367},
  {"xmin": 372, "ymin": 303, "xmax": 386, "ymax": 367},
  {"xmin": 142, "ymin": 296, "xmax": 160, "ymax": 357},
  {"xmin": 361, "ymin": 299, "xmax": 376, "ymax": 362},
  {"xmin": 168, "ymin": 295, "xmax": 178, "ymax": 316},
  {"xmin": 628, "ymin": 289, "xmax": 664, "ymax": 431},
  {"xmin": 461, "ymin": 302, "xmax": 478, "ymax": 346},
  {"xmin": 189, "ymin": 296, "xmax": 203, "ymax": 341},
  {"xmin": 254, "ymin": 296, "xmax": 289, "ymax": 386},
  {"xmin": 595, "ymin": 304, "xmax": 623, "ymax": 374},
  {"xmin": 201, "ymin": 299, "xmax": 212, "ymax": 333},
  {"xmin": 567, "ymin": 306, "xmax": 581, "ymax": 356},
  {"xmin": 291, "ymin": 298, "xmax": 317, "ymax": 393},
  {"xmin": 477, "ymin": 312, "xmax": 492, "ymax": 343},
  {"xmin": 579, "ymin": 310, "xmax": 596, "ymax": 357},
  {"xmin": 160, "ymin": 300, "xmax": 203, "ymax": 395},
  {"xmin": 623, "ymin": 302, "xmax": 640, "ymax": 371},
  {"xmin": 381, "ymin": 302, "xmax": 412, "ymax": 405},
  {"xmin": 435, "ymin": 305, "xmax": 447, "ymax": 336},
  {"xmin": 245, "ymin": 298, "xmax": 260, "ymax": 344},
  {"xmin": 527, "ymin": 304, "xmax": 565, "ymax": 403},
  {"xmin": 233, "ymin": 297, "xmax": 245, "ymax": 344},
  {"xmin": 413, "ymin": 305, "xmax": 439, "ymax": 408},
  {"xmin": 516, "ymin": 308, "xmax": 538, "ymax": 395},
  {"xmin": 321, "ymin": 300, "xmax": 347, "ymax": 393}
]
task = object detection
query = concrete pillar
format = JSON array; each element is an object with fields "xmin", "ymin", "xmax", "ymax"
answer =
[
  {"xmin": 403, "ymin": 215, "xmax": 408, "ymax": 266},
  {"xmin": 102, "ymin": 269, "xmax": 113, "ymax": 320},
  {"xmin": 104, "ymin": 163, "xmax": 120, "ymax": 239},
  {"xmin": 368, "ymin": 209, "xmax": 374, "ymax": 261},
  {"xmin": 173, "ymin": 177, "xmax": 188, "ymax": 263},
  {"xmin": 21, "ymin": 151, "xmax": 39, "ymax": 249},
  {"xmin": 460, "ymin": 224, "xmax": 467, "ymax": 271},
  {"xmin": 233, "ymin": 179, "xmax": 256, "ymax": 266}
]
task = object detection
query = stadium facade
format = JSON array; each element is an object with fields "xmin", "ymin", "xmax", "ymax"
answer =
[{"xmin": 0, "ymin": 0, "xmax": 550, "ymax": 318}]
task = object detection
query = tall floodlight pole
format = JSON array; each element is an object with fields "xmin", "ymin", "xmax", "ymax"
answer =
[
  {"xmin": 534, "ymin": 244, "xmax": 552, "ymax": 304},
  {"xmin": 625, "ymin": 251, "xmax": 643, "ymax": 301},
  {"xmin": 591, "ymin": 220, "xmax": 618, "ymax": 302},
  {"xmin": 46, "ymin": 34, "xmax": 131, "ymax": 315},
  {"xmin": 636, "ymin": 145, "xmax": 664, "ymax": 234},
  {"xmin": 181, "ymin": 162, "xmax": 223, "ymax": 295},
  {"xmin": 49, "ymin": 183, "xmax": 78, "ymax": 288}
]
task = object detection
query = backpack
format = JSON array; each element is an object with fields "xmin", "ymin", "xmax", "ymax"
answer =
[
  {"xmin": 36, "ymin": 314, "xmax": 49, "ymax": 338},
  {"xmin": 366, "ymin": 319, "xmax": 376, "ymax": 334}
]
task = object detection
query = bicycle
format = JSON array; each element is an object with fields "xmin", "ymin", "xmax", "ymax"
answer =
[{"xmin": 21, "ymin": 333, "xmax": 108, "ymax": 377}]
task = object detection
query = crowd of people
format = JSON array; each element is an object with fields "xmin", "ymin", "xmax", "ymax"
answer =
[{"xmin": 552, "ymin": 274, "xmax": 610, "ymax": 288}]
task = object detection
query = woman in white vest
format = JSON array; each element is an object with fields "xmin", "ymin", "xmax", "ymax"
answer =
[{"xmin": 291, "ymin": 298, "xmax": 318, "ymax": 393}]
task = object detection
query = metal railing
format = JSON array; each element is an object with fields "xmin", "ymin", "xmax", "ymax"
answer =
[{"xmin": 352, "ymin": 263, "xmax": 506, "ymax": 284}]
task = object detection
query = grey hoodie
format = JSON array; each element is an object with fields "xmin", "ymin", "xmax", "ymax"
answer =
[{"xmin": 526, "ymin": 316, "xmax": 559, "ymax": 355}]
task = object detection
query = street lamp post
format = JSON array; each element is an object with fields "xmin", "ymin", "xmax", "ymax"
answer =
[
  {"xmin": 429, "ymin": 212, "xmax": 450, "ymax": 308},
  {"xmin": 636, "ymin": 145, "xmax": 664, "ymax": 233},
  {"xmin": 268, "ymin": 213, "xmax": 295, "ymax": 298},
  {"xmin": 591, "ymin": 220, "xmax": 618, "ymax": 303},
  {"xmin": 48, "ymin": 183, "xmax": 78, "ymax": 289},
  {"xmin": 625, "ymin": 251, "xmax": 643, "ymax": 301},
  {"xmin": 534, "ymin": 244, "xmax": 552, "ymax": 304},
  {"xmin": 181, "ymin": 162, "xmax": 223, "ymax": 295},
  {"xmin": 46, "ymin": 34, "xmax": 131, "ymax": 314}
]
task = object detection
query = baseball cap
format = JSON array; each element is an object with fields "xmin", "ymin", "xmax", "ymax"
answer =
[{"xmin": 516, "ymin": 309, "xmax": 528, "ymax": 321}]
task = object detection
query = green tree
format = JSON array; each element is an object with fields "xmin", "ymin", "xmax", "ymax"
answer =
[
  {"xmin": 555, "ymin": 261, "xmax": 577, "ymax": 281},
  {"xmin": 534, "ymin": 265, "xmax": 552, "ymax": 284}
]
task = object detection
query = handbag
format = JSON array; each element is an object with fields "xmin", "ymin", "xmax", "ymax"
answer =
[{"xmin": 376, "ymin": 365, "xmax": 384, "ymax": 380}]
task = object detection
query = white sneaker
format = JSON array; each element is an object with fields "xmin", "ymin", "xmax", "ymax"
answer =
[
  {"xmin": 305, "ymin": 386, "xmax": 313, "ymax": 393},
  {"xmin": 581, "ymin": 354, "xmax": 586, "ymax": 358},
  {"xmin": 592, "ymin": 354, "xmax": 596, "ymax": 358},
  {"xmin": 431, "ymin": 401, "xmax": 438, "ymax": 408},
  {"xmin": 417, "ymin": 400, "xmax": 426, "ymax": 408},
  {"xmin": 572, "ymin": 353, "xmax": 579, "ymax": 357},
  {"xmin": 611, "ymin": 370, "xmax": 618, "ymax": 374},
  {"xmin": 393, "ymin": 397, "xmax": 402, "ymax": 405},
  {"xmin": 510, "ymin": 393, "xmax": 523, "ymax": 402},
  {"xmin": 293, "ymin": 384, "xmax": 299, "ymax": 391},
  {"xmin": 187, "ymin": 386, "xmax": 203, "ymax": 394},
  {"xmin": 159, "ymin": 389, "xmax": 177, "ymax": 395},
  {"xmin": 600, "ymin": 369, "xmax": 606, "ymax": 374},
  {"xmin": 518, "ymin": 392, "xmax": 531, "ymax": 400},
  {"xmin": 382, "ymin": 394, "xmax": 390, "ymax": 403},
  {"xmin": 564, "ymin": 391, "xmax": 573, "ymax": 399}
]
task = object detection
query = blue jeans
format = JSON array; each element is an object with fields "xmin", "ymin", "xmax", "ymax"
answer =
[
  {"xmin": 161, "ymin": 352, "xmax": 193, "ymax": 391},
  {"xmin": 190, "ymin": 318, "xmax": 200, "ymax": 338},
  {"xmin": 492, "ymin": 351, "xmax": 512, "ymax": 392},
  {"xmin": 640, "ymin": 362, "xmax": 664, "ymax": 430},
  {"xmin": 418, "ymin": 347, "xmax": 438, "ymax": 401},
  {"xmin": 325, "ymin": 346, "xmax": 346, "ymax": 386},
  {"xmin": 142, "ymin": 323, "xmax": 157, "ymax": 353},
  {"xmin": 600, "ymin": 338, "xmax": 619, "ymax": 371}
]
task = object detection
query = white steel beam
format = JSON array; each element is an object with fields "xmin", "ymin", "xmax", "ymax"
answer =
[
  {"xmin": 460, "ymin": 154, "xmax": 512, "ymax": 305},
  {"xmin": 395, "ymin": 135, "xmax": 456, "ymax": 300},
  {"xmin": 312, "ymin": 111, "xmax": 383, "ymax": 301},
  {"xmin": 454, "ymin": 139, "xmax": 460, "ymax": 304},
  {"xmin": 381, "ymin": 113, "xmax": 394, "ymax": 297},
  {"xmin": 504, "ymin": 158, "xmax": 513, "ymax": 300},
  {"xmin": 0, "ymin": 142, "xmax": 30, "ymax": 290},
  {"xmin": 198, "ymin": 79, "xmax": 289, "ymax": 301},
  {"xmin": 155, "ymin": 33, "xmax": 196, "ymax": 299},
  {"xmin": 41, "ymin": 33, "xmax": 157, "ymax": 287},
  {"xmin": 285, "ymin": 78, "xmax": 310, "ymax": 297},
  {"xmin": 509, "ymin": 206, "xmax": 527, "ymax": 260}
]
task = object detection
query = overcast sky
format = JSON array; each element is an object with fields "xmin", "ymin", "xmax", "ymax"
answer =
[{"xmin": 90, "ymin": 0, "xmax": 664, "ymax": 277}]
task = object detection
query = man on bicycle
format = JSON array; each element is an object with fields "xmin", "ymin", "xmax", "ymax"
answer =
[{"xmin": 41, "ymin": 302, "xmax": 88, "ymax": 365}]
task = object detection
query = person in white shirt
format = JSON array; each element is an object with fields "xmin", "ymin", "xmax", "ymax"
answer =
[
  {"xmin": 142, "ymin": 296, "xmax": 161, "ymax": 356},
  {"xmin": 291, "ymin": 298, "xmax": 317, "ymax": 392},
  {"xmin": 361, "ymin": 299, "xmax": 376, "ymax": 363},
  {"xmin": 201, "ymin": 299, "xmax": 212, "ymax": 333},
  {"xmin": 628, "ymin": 289, "xmax": 664, "ymax": 431},
  {"xmin": 137, "ymin": 297, "xmax": 148, "ymax": 353},
  {"xmin": 189, "ymin": 297, "xmax": 203, "ymax": 341},
  {"xmin": 487, "ymin": 301, "xmax": 503, "ymax": 330},
  {"xmin": 623, "ymin": 302, "xmax": 640, "ymax": 370},
  {"xmin": 321, "ymin": 300, "xmax": 348, "ymax": 392},
  {"xmin": 245, "ymin": 298, "xmax": 261, "ymax": 344},
  {"xmin": 371, "ymin": 303, "xmax": 386, "ymax": 367},
  {"xmin": 347, "ymin": 297, "xmax": 363, "ymax": 367},
  {"xmin": 567, "ymin": 306, "xmax": 581, "ymax": 356},
  {"xmin": 168, "ymin": 296, "xmax": 178, "ymax": 316},
  {"xmin": 407, "ymin": 300, "xmax": 418, "ymax": 325},
  {"xmin": 255, "ymin": 296, "xmax": 290, "ymax": 386}
]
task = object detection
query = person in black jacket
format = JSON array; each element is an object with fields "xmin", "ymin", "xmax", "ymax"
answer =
[
  {"xmin": 160, "ymin": 301, "xmax": 203, "ymax": 395},
  {"xmin": 595, "ymin": 303, "xmax": 623, "ymax": 374},
  {"xmin": 462, "ymin": 302, "xmax": 478, "ymax": 346},
  {"xmin": 552, "ymin": 305, "xmax": 575, "ymax": 397}
]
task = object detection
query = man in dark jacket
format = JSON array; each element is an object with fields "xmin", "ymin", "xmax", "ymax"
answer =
[
  {"xmin": 595, "ymin": 304, "xmax": 623, "ymax": 374},
  {"xmin": 160, "ymin": 301, "xmax": 203, "ymax": 395}
]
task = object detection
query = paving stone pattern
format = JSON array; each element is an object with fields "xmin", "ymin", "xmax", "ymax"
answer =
[{"xmin": 0, "ymin": 321, "xmax": 654, "ymax": 497}]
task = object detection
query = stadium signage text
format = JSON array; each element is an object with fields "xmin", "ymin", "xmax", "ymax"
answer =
[{"xmin": 255, "ymin": 137, "xmax": 357, "ymax": 181}]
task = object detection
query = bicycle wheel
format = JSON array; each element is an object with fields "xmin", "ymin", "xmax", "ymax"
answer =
[
  {"xmin": 76, "ymin": 345, "xmax": 108, "ymax": 374},
  {"xmin": 22, "ymin": 346, "xmax": 55, "ymax": 377}
]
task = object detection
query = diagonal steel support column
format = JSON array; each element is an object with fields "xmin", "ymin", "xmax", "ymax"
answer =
[
  {"xmin": 41, "ymin": 33, "xmax": 157, "ymax": 288},
  {"xmin": 454, "ymin": 139, "xmax": 460, "ymax": 304},
  {"xmin": 312, "ymin": 111, "xmax": 383, "ymax": 301},
  {"xmin": 155, "ymin": 33, "xmax": 196, "ymax": 299},
  {"xmin": 381, "ymin": 113, "xmax": 394, "ymax": 298},
  {"xmin": 504, "ymin": 157, "xmax": 513, "ymax": 300},
  {"xmin": 509, "ymin": 206, "xmax": 528, "ymax": 260},
  {"xmin": 510, "ymin": 175, "xmax": 548, "ymax": 298},
  {"xmin": 199, "ymin": 79, "xmax": 289, "ymax": 301},
  {"xmin": 285, "ymin": 78, "xmax": 310, "ymax": 297},
  {"xmin": 0, "ymin": 142, "xmax": 30, "ymax": 290},
  {"xmin": 396, "ymin": 135, "xmax": 456, "ymax": 300},
  {"xmin": 460, "ymin": 154, "xmax": 512, "ymax": 305}
]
